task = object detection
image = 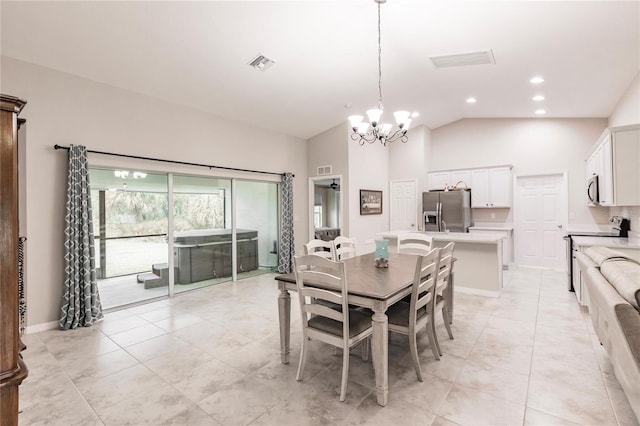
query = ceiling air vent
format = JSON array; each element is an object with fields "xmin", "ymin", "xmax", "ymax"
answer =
[
  {"xmin": 317, "ymin": 165, "xmax": 332, "ymax": 176},
  {"xmin": 430, "ymin": 49, "xmax": 495, "ymax": 68},
  {"xmin": 248, "ymin": 54, "xmax": 275, "ymax": 72}
]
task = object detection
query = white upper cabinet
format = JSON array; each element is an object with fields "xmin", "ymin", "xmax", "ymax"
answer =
[
  {"xmin": 428, "ymin": 170, "xmax": 471, "ymax": 191},
  {"xmin": 599, "ymin": 134, "xmax": 613, "ymax": 205},
  {"xmin": 586, "ymin": 125, "xmax": 640, "ymax": 207},
  {"xmin": 471, "ymin": 167, "xmax": 512, "ymax": 208},
  {"xmin": 470, "ymin": 169, "xmax": 490, "ymax": 206},
  {"xmin": 449, "ymin": 170, "xmax": 471, "ymax": 189},
  {"xmin": 428, "ymin": 172, "xmax": 451, "ymax": 191},
  {"xmin": 429, "ymin": 166, "xmax": 512, "ymax": 207}
]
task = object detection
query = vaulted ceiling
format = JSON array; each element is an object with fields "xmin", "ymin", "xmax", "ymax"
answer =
[{"xmin": 2, "ymin": 1, "xmax": 638, "ymax": 139}]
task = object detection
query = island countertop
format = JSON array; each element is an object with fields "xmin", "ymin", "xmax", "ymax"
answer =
[{"xmin": 377, "ymin": 230, "xmax": 504, "ymax": 244}]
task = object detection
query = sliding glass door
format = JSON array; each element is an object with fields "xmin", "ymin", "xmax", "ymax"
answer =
[
  {"xmin": 172, "ymin": 175, "xmax": 232, "ymax": 294},
  {"xmin": 90, "ymin": 168, "xmax": 169, "ymax": 309},
  {"xmin": 89, "ymin": 168, "xmax": 280, "ymax": 309}
]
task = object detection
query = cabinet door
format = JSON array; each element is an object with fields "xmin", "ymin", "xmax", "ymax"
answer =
[
  {"xmin": 449, "ymin": 170, "xmax": 471, "ymax": 189},
  {"xmin": 489, "ymin": 167, "xmax": 511, "ymax": 207},
  {"xmin": 429, "ymin": 172, "xmax": 450, "ymax": 191},
  {"xmin": 470, "ymin": 169, "xmax": 490, "ymax": 207},
  {"xmin": 599, "ymin": 135, "xmax": 613, "ymax": 205}
]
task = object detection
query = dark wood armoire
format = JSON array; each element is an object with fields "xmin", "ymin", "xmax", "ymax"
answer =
[{"xmin": 0, "ymin": 94, "xmax": 28, "ymax": 426}]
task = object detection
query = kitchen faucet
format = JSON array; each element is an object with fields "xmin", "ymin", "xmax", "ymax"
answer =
[{"xmin": 441, "ymin": 220, "xmax": 447, "ymax": 232}]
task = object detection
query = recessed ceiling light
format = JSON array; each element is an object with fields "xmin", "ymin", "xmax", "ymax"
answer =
[
  {"xmin": 532, "ymin": 95, "xmax": 545, "ymax": 101},
  {"xmin": 530, "ymin": 76, "xmax": 545, "ymax": 84},
  {"xmin": 466, "ymin": 97, "xmax": 477, "ymax": 104},
  {"xmin": 535, "ymin": 109, "xmax": 546, "ymax": 115}
]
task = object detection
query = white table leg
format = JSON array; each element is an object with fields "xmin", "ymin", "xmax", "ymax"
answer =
[
  {"xmin": 278, "ymin": 283, "xmax": 291, "ymax": 364},
  {"xmin": 371, "ymin": 302, "xmax": 389, "ymax": 406}
]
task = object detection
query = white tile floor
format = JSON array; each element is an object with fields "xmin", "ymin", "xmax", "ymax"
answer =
[{"xmin": 19, "ymin": 266, "xmax": 639, "ymax": 425}]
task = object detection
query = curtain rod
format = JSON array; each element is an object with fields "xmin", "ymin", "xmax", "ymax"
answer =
[{"xmin": 53, "ymin": 144, "xmax": 293, "ymax": 177}]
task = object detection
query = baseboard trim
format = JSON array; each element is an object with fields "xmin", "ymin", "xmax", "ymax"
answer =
[
  {"xmin": 455, "ymin": 286, "xmax": 500, "ymax": 298},
  {"xmin": 26, "ymin": 320, "xmax": 58, "ymax": 334}
]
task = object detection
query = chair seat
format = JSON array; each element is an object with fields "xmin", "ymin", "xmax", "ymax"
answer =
[
  {"xmin": 308, "ymin": 309, "xmax": 372, "ymax": 338},
  {"xmin": 387, "ymin": 301, "xmax": 427, "ymax": 327}
]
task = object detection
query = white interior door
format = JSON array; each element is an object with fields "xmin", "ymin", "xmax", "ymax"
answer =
[
  {"xmin": 514, "ymin": 173, "xmax": 567, "ymax": 269},
  {"xmin": 390, "ymin": 180, "xmax": 417, "ymax": 231}
]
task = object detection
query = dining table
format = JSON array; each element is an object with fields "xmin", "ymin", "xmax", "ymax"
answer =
[{"xmin": 274, "ymin": 251, "xmax": 455, "ymax": 407}]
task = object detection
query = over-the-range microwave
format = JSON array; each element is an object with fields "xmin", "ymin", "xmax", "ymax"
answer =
[{"xmin": 587, "ymin": 174, "xmax": 599, "ymax": 206}]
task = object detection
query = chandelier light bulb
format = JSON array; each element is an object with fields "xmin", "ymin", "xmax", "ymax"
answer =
[
  {"xmin": 366, "ymin": 108, "xmax": 383, "ymax": 126},
  {"xmin": 356, "ymin": 122, "xmax": 370, "ymax": 134},
  {"xmin": 380, "ymin": 123, "xmax": 393, "ymax": 137},
  {"xmin": 348, "ymin": 115, "xmax": 364, "ymax": 128}
]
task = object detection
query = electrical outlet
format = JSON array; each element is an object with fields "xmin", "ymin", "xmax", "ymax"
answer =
[{"xmin": 491, "ymin": 212, "xmax": 496, "ymax": 220}]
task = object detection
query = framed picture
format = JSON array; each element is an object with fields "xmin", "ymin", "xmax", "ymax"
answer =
[{"xmin": 360, "ymin": 189, "xmax": 382, "ymax": 215}]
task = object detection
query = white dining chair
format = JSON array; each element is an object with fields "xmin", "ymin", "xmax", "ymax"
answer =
[
  {"xmin": 397, "ymin": 233, "xmax": 433, "ymax": 255},
  {"xmin": 333, "ymin": 236, "xmax": 357, "ymax": 261},
  {"xmin": 304, "ymin": 239, "xmax": 334, "ymax": 260},
  {"xmin": 432, "ymin": 242, "xmax": 455, "ymax": 356},
  {"xmin": 293, "ymin": 254, "xmax": 373, "ymax": 402},
  {"xmin": 387, "ymin": 248, "xmax": 441, "ymax": 381}
]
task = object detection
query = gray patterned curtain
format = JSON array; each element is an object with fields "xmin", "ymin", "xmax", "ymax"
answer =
[
  {"xmin": 277, "ymin": 173, "xmax": 295, "ymax": 273},
  {"xmin": 60, "ymin": 145, "xmax": 103, "ymax": 330}
]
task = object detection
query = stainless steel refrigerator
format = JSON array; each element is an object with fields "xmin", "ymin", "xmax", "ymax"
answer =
[{"xmin": 422, "ymin": 190, "xmax": 471, "ymax": 232}]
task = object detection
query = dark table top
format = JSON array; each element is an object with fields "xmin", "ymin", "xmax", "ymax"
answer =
[{"xmin": 275, "ymin": 252, "xmax": 419, "ymax": 300}]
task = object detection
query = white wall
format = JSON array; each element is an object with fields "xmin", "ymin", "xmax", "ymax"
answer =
[
  {"xmin": 389, "ymin": 125, "xmax": 429, "ymax": 189},
  {"xmin": 1, "ymin": 56, "xmax": 308, "ymax": 329},
  {"xmin": 307, "ymin": 123, "xmax": 349, "ymax": 239},
  {"xmin": 608, "ymin": 71, "xmax": 640, "ymax": 231},
  {"xmin": 389, "ymin": 125, "xmax": 430, "ymax": 228},
  {"xmin": 430, "ymin": 118, "xmax": 609, "ymax": 225},
  {"xmin": 348, "ymin": 136, "xmax": 390, "ymax": 253},
  {"xmin": 609, "ymin": 72, "xmax": 640, "ymax": 128}
]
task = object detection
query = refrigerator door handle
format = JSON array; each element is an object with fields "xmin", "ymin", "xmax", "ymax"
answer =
[{"xmin": 437, "ymin": 202, "xmax": 442, "ymax": 232}]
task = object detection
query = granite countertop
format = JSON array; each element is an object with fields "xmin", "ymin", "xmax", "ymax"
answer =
[
  {"xmin": 572, "ymin": 236, "xmax": 640, "ymax": 249},
  {"xmin": 378, "ymin": 230, "xmax": 504, "ymax": 244}
]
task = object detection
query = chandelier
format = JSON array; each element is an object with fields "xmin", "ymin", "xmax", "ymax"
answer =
[{"xmin": 348, "ymin": 0, "xmax": 418, "ymax": 147}]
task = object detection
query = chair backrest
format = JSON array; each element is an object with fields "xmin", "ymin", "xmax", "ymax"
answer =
[
  {"xmin": 304, "ymin": 239, "xmax": 335, "ymax": 260},
  {"xmin": 293, "ymin": 254, "xmax": 348, "ymax": 344},
  {"xmin": 333, "ymin": 236, "xmax": 357, "ymax": 261},
  {"xmin": 435, "ymin": 242, "xmax": 455, "ymax": 295},
  {"xmin": 409, "ymin": 248, "xmax": 441, "ymax": 325},
  {"xmin": 398, "ymin": 233, "xmax": 434, "ymax": 255}
]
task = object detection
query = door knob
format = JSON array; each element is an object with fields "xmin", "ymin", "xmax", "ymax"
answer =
[{"xmin": 558, "ymin": 224, "xmax": 563, "ymax": 228}]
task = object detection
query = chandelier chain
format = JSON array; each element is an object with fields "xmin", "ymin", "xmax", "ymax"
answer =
[{"xmin": 377, "ymin": 1, "xmax": 383, "ymax": 109}]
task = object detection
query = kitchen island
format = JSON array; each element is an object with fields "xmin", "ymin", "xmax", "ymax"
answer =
[{"xmin": 377, "ymin": 230, "xmax": 504, "ymax": 296}]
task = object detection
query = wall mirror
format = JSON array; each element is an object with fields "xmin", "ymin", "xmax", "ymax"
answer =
[{"xmin": 308, "ymin": 176, "xmax": 342, "ymax": 242}]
